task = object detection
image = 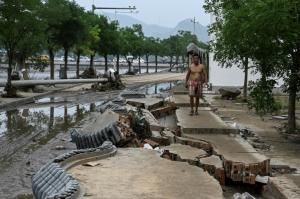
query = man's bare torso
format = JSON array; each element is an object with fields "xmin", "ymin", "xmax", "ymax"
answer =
[{"xmin": 189, "ymin": 63, "xmax": 204, "ymax": 81}]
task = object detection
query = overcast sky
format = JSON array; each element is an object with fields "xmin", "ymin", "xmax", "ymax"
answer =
[{"xmin": 75, "ymin": 0, "xmax": 210, "ymax": 27}]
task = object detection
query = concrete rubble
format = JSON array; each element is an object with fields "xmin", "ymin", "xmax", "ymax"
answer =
[{"xmin": 30, "ymin": 81, "xmax": 294, "ymax": 199}]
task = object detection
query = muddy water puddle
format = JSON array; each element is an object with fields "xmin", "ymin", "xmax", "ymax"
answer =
[
  {"xmin": 0, "ymin": 103, "xmax": 104, "ymax": 164},
  {"xmin": 134, "ymin": 81, "xmax": 180, "ymax": 95},
  {"xmin": 0, "ymin": 81, "xmax": 177, "ymax": 164}
]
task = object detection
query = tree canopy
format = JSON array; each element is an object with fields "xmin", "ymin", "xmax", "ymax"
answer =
[{"xmin": 205, "ymin": 0, "xmax": 300, "ymax": 133}]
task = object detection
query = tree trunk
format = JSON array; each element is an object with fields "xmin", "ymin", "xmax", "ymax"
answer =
[
  {"xmin": 104, "ymin": 54, "xmax": 108, "ymax": 72},
  {"xmin": 6, "ymin": 51, "xmax": 13, "ymax": 89},
  {"xmin": 63, "ymin": 48, "xmax": 68, "ymax": 79},
  {"xmin": 155, "ymin": 55, "xmax": 158, "ymax": 73},
  {"xmin": 21, "ymin": 56, "xmax": 26, "ymax": 70},
  {"xmin": 49, "ymin": 48, "xmax": 55, "ymax": 80},
  {"xmin": 76, "ymin": 52, "xmax": 80, "ymax": 79},
  {"xmin": 288, "ymin": 50, "xmax": 299, "ymax": 134},
  {"xmin": 288, "ymin": 86, "xmax": 297, "ymax": 134},
  {"xmin": 146, "ymin": 55, "xmax": 149, "ymax": 73},
  {"xmin": 243, "ymin": 57, "xmax": 249, "ymax": 101},
  {"xmin": 138, "ymin": 56, "xmax": 141, "ymax": 74},
  {"xmin": 116, "ymin": 54, "xmax": 120, "ymax": 73},
  {"xmin": 176, "ymin": 55, "xmax": 179, "ymax": 65},
  {"xmin": 182, "ymin": 55, "xmax": 185, "ymax": 65},
  {"xmin": 49, "ymin": 106, "xmax": 54, "ymax": 129},
  {"xmin": 90, "ymin": 54, "xmax": 94, "ymax": 70},
  {"xmin": 64, "ymin": 105, "xmax": 68, "ymax": 124},
  {"xmin": 170, "ymin": 56, "xmax": 173, "ymax": 71}
]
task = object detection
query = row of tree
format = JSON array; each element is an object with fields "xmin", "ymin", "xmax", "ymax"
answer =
[
  {"xmin": 204, "ymin": 0, "xmax": 300, "ymax": 133},
  {"xmin": 0, "ymin": 0, "xmax": 206, "ymax": 93}
]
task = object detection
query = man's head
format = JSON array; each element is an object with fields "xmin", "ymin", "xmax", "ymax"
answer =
[{"xmin": 192, "ymin": 54, "xmax": 200, "ymax": 65}]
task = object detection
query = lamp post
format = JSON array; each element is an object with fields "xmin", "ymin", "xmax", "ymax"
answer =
[{"xmin": 126, "ymin": 55, "xmax": 134, "ymax": 73}]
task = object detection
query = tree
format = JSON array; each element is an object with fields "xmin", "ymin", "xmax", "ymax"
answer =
[
  {"xmin": 98, "ymin": 17, "xmax": 119, "ymax": 72},
  {"xmin": 42, "ymin": 0, "xmax": 72, "ymax": 80},
  {"xmin": 204, "ymin": 0, "xmax": 253, "ymax": 101},
  {"xmin": 131, "ymin": 24, "xmax": 145, "ymax": 74},
  {"xmin": 153, "ymin": 39, "xmax": 162, "ymax": 72},
  {"xmin": 0, "ymin": 0, "xmax": 42, "ymax": 96},
  {"xmin": 244, "ymin": 0, "xmax": 300, "ymax": 133},
  {"xmin": 205, "ymin": 0, "xmax": 300, "ymax": 133},
  {"xmin": 144, "ymin": 37, "xmax": 156, "ymax": 73},
  {"xmin": 53, "ymin": 1, "xmax": 86, "ymax": 79},
  {"xmin": 80, "ymin": 12, "xmax": 101, "ymax": 73},
  {"xmin": 120, "ymin": 26, "xmax": 141, "ymax": 73}
]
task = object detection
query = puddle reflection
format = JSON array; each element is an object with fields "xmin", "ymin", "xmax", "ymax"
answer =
[
  {"xmin": 0, "ymin": 103, "xmax": 101, "ymax": 141},
  {"xmin": 136, "ymin": 81, "xmax": 180, "ymax": 95}
]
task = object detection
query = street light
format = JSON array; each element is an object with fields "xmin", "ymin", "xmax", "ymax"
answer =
[
  {"xmin": 92, "ymin": 4, "xmax": 137, "ymax": 13},
  {"xmin": 126, "ymin": 55, "xmax": 134, "ymax": 73}
]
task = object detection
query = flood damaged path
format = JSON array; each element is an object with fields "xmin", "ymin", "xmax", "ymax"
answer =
[
  {"xmin": 1, "ymin": 71, "xmax": 299, "ymax": 199},
  {"xmin": 0, "ymin": 72, "xmax": 184, "ymax": 198}
]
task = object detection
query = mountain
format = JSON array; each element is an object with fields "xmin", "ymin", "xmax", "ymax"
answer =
[{"xmin": 102, "ymin": 12, "xmax": 209, "ymax": 42}]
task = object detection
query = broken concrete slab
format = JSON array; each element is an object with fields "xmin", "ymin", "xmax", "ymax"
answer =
[
  {"xmin": 175, "ymin": 136, "xmax": 213, "ymax": 153},
  {"xmin": 150, "ymin": 131, "xmax": 170, "ymax": 146},
  {"xmin": 176, "ymin": 108, "xmax": 238, "ymax": 134},
  {"xmin": 162, "ymin": 143, "xmax": 207, "ymax": 165},
  {"xmin": 264, "ymin": 176, "xmax": 300, "ymax": 199},
  {"xmin": 200, "ymin": 155, "xmax": 223, "ymax": 169},
  {"xmin": 126, "ymin": 105, "xmax": 164, "ymax": 131},
  {"xmin": 126, "ymin": 97, "xmax": 164, "ymax": 110},
  {"xmin": 199, "ymin": 155, "xmax": 225, "ymax": 185},
  {"xmin": 185, "ymin": 133, "xmax": 271, "ymax": 184},
  {"xmin": 185, "ymin": 134, "xmax": 268, "ymax": 164},
  {"xmin": 69, "ymin": 148, "xmax": 224, "ymax": 199},
  {"xmin": 161, "ymin": 130, "xmax": 176, "ymax": 144},
  {"xmin": 170, "ymin": 94, "xmax": 210, "ymax": 107},
  {"xmin": 81, "ymin": 111, "xmax": 119, "ymax": 133},
  {"xmin": 150, "ymin": 105, "xmax": 177, "ymax": 118}
]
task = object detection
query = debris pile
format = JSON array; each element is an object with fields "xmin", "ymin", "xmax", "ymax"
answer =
[
  {"xmin": 223, "ymin": 159, "xmax": 270, "ymax": 184},
  {"xmin": 219, "ymin": 87, "xmax": 241, "ymax": 100},
  {"xmin": 80, "ymin": 68, "xmax": 97, "ymax": 79},
  {"xmin": 240, "ymin": 128, "xmax": 271, "ymax": 151}
]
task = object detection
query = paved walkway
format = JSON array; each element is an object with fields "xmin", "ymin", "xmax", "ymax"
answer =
[
  {"xmin": 184, "ymin": 134, "xmax": 267, "ymax": 164},
  {"xmin": 171, "ymin": 94, "xmax": 209, "ymax": 107},
  {"xmin": 176, "ymin": 108, "xmax": 238, "ymax": 134},
  {"xmin": 122, "ymin": 72, "xmax": 185, "ymax": 86},
  {"xmin": 70, "ymin": 148, "xmax": 224, "ymax": 199}
]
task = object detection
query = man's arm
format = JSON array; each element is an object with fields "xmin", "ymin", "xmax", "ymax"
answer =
[{"xmin": 185, "ymin": 68, "xmax": 191, "ymax": 87}]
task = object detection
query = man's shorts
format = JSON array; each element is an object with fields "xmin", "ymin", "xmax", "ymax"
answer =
[{"xmin": 188, "ymin": 80, "xmax": 203, "ymax": 97}]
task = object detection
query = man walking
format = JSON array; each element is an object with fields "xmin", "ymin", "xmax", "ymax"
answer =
[{"xmin": 185, "ymin": 54, "xmax": 207, "ymax": 115}]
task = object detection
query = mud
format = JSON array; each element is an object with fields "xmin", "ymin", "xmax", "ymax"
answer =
[{"xmin": 0, "ymin": 82, "xmax": 175, "ymax": 198}]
